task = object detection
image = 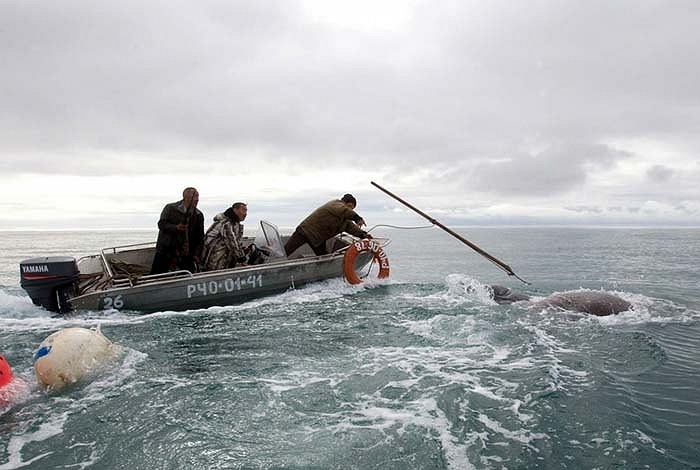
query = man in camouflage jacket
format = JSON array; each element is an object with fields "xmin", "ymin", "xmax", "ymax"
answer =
[{"xmin": 201, "ymin": 202, "xmax": 248, "ymax": 271}]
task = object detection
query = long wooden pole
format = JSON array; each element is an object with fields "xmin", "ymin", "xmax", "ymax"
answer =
[{"xmin": 371, "ymin": 181, "xmax": 529, "ymax": 284}]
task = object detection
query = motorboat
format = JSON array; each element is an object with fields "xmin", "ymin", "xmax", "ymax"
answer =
[{"xmin": 19, "ymin": 221, "xmax": 390, "ymax": 314}]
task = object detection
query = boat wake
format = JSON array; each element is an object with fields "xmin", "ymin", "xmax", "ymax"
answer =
[{"xmin": 0, "ymin": 290, "xmax": 39, "ymax": 317}]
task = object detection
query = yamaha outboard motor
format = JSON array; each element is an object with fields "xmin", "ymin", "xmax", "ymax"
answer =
[{"xmin": 19, "ymin": 257, "xmax": 79, "ymax": 313}]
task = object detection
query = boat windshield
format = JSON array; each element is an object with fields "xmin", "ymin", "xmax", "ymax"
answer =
[{"xmin": 260, "ymin": 220, "xmax": 286, "ymax": 258}]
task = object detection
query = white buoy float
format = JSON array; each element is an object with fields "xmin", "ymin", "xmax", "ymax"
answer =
[{"xmin": 33, "ymin": 327, "xmax": 114, "ymax": 390}]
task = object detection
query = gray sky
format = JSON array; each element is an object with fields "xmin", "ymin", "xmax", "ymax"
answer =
[{"xmin": 2, "ymin": 0, "xmax": 699, "ymax": 230}]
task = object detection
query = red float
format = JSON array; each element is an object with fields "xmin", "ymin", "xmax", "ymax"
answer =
[{"xmin": 0, "ymin": 354, "xmax": 13, "ymax": 388}]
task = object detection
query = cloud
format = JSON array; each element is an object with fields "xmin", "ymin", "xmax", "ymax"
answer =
[
  {"xmin": 454, "ymin": 143, "xmax": 632, "ymax": 197},
  {"xmin": 1, "ymin": 0, "xmax": 700, "ymax": 227},
  {"xmin": 646, "ymin": 165, "xmax": 674, "ymax": 182},
  {"xmin": 565, "ymin": 205, "xmax": 603, "ymax": 214}
]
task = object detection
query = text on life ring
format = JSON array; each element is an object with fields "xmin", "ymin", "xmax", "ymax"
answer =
[{"xmin": 343, "ymin": 239, "xmax": 390, "ymax": 285}]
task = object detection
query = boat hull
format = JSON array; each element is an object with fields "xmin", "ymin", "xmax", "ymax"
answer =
[{"xmin": 69, "ymin": 252, "xmax": 371, "ymax": 313}]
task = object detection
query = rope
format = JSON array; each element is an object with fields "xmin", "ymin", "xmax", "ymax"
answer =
[
  {"xmin": 360, "ymin": 259, "xmax": 375, "ymax": 279},
  {"xmin": 366, "ymin": 223, "xmax": 434, "ymax": 233},
  {"xmin": 365, "ymin": 222, "xmax": 529, "ymax": 284}
]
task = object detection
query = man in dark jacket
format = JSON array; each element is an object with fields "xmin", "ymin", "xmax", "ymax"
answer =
[
  {"xmin": 150, "ymin": 187, "xmax": 205, "ymax": 274},
  {"xmin": 284, "ymin": 194, "xmax": 371, "ymax": 257}
]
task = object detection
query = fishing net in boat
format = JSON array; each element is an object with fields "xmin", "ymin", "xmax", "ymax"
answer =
[{"xmin": 109, "ymin": 258, "xmax": 150, "ymax": 282}]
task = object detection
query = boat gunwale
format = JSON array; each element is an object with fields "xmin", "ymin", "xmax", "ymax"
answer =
[
  {"xmin": 70, "ymin": 234, "xmax": 389, "ymax": 308},
  {"xmin": 72, "ymin": 250, "xmax": 355, "ymax": 301}
]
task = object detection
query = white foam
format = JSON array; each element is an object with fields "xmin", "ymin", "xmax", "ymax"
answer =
[
  {"xmin": 80, "ymin": 345, "xmax": 147, "ymax": 398},
  {"xmin": 519, "ymin": 323, "xmax": 592, "ymax": 395},
  {"xmin": 597, "ymin": 291, "xmax": 700, "ymax": 326},
  {"xmin": 0, "ymin": 340, "xmax": 149, "ymax": 467},
  {"xmin": 0, "ymin": 291, "xmax": 46, "ymax": 317},
  {"xmin": 0, "ymin": 309, "xmax": 143, "ymax": 334},
  {"xmin": 62, "ymin": 441, "xmax": 99, "ymax": 470},
  {"xmin": 262, "ymin": 375, "xmax": 337, "ymax": 394},
  {"xmin": 185, "ymin": 278, "xmax": 373, "ymax": 317},
  {"xmin": 446, "ymin": 275, "xmax": 499, "ymax": 305},
  {"xmin": 403, "ymin": 314, "xmax": 482, "ymax": 345},
  {"xmin": 0, "ymin": 411, "xmax": 69, "ymax": 469},
  {"xmin": 0, "ymin": 376, "xmax": 34, "ymax": 415},
  {"xmin": 323, "ymin": 396, "xmax": 476, "ymax": 470},
  {"xmin": 259, "ymin": 339, "xmax": 552, "ymax": 468},
  {"xmin": 476, "ymin": 412, "xmax": 547, "ymax": 446},
  {"xmin": 633, "ymin": 429, "xmax": 667, "ymax": 454},
  {"xmin": 402, "ymin": 274, "xmax": 499, "ymax": 309}
]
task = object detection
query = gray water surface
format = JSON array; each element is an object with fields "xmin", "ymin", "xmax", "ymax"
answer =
[{"xmin": 2, "ymin": 227, "xmax": 699, "ymax": 469}]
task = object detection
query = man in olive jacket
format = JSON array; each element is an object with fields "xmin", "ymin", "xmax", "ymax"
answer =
[
  {"xmin": 150, "ymin": 187, "xmax": 205, "ymax": 274},
  {"xmin": 284, "ymin": 194, "xmax": 371, "ymax": 257}
]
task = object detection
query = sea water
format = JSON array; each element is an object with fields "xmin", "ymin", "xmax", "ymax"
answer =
[{"xmin": 1, "ymin": 227, "xmax": 699, "ymax": 469}]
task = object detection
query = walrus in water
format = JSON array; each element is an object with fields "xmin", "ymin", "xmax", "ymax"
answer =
[{"xmin": 489, "ymin": 285, "xmax": 632, "ymax": 316}]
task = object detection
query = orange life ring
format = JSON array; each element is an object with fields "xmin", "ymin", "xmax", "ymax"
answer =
[{"xmin": 343, "ymin": 239, "xmax": 390, "ymax": 285}]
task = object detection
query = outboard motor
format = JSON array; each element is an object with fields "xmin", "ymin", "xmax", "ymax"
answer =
[{"xmin": 19, "ymin": 257, "xmax": 79, "ymax": 313}]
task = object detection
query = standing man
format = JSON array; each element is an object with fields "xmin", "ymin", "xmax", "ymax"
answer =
[
  {"xmin": 284, "ymin": 193, "xmax": 371, "ymax": 257},
  {"xmin": 150, "ymin": 187, "xmax": 205, "ymax": 274},
  {"xmin": 201, "ymin": 202, "xmax": 249, "ymax": 271}
]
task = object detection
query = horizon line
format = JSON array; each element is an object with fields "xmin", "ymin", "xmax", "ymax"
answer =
[{"xmin": 2, "ymin": 224, "xmax": 700, "ymax": 233}]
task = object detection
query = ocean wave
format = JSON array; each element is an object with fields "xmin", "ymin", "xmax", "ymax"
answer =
[
  {"xmin": 598, "ymin": 291, "xmax": 700, "ymax": 326},
  {"xmin": 0, "ymin": 409, "xmax": 70, "ymax": 470},
  {"xmin": 0, "ymin": 290, "xmax": 43, "ymax": 317},
  {"xmin": 78, "ymin": 344, "xmax": 148, "ymax": 399},
  {"xmin": 0, "ymin": 310, "xmax": 141, "ymax": 334},
  {"xmin": 0, "ymin": 341, "xmax": 147, "ymax": 469},
  {"xmin": 181, "ymin": 277, "xmax": 388, "ymax": 317},
  {"xmin": 257, "ymin": 340, "xmax": 552, "ymax": 469},
  {"xmin": 0, "ymin": 374, "xmax": 34, "ymax": 417},
  {"xmin": 389, "ymin": 274, "xmax": 500, "ymax": 313}
]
